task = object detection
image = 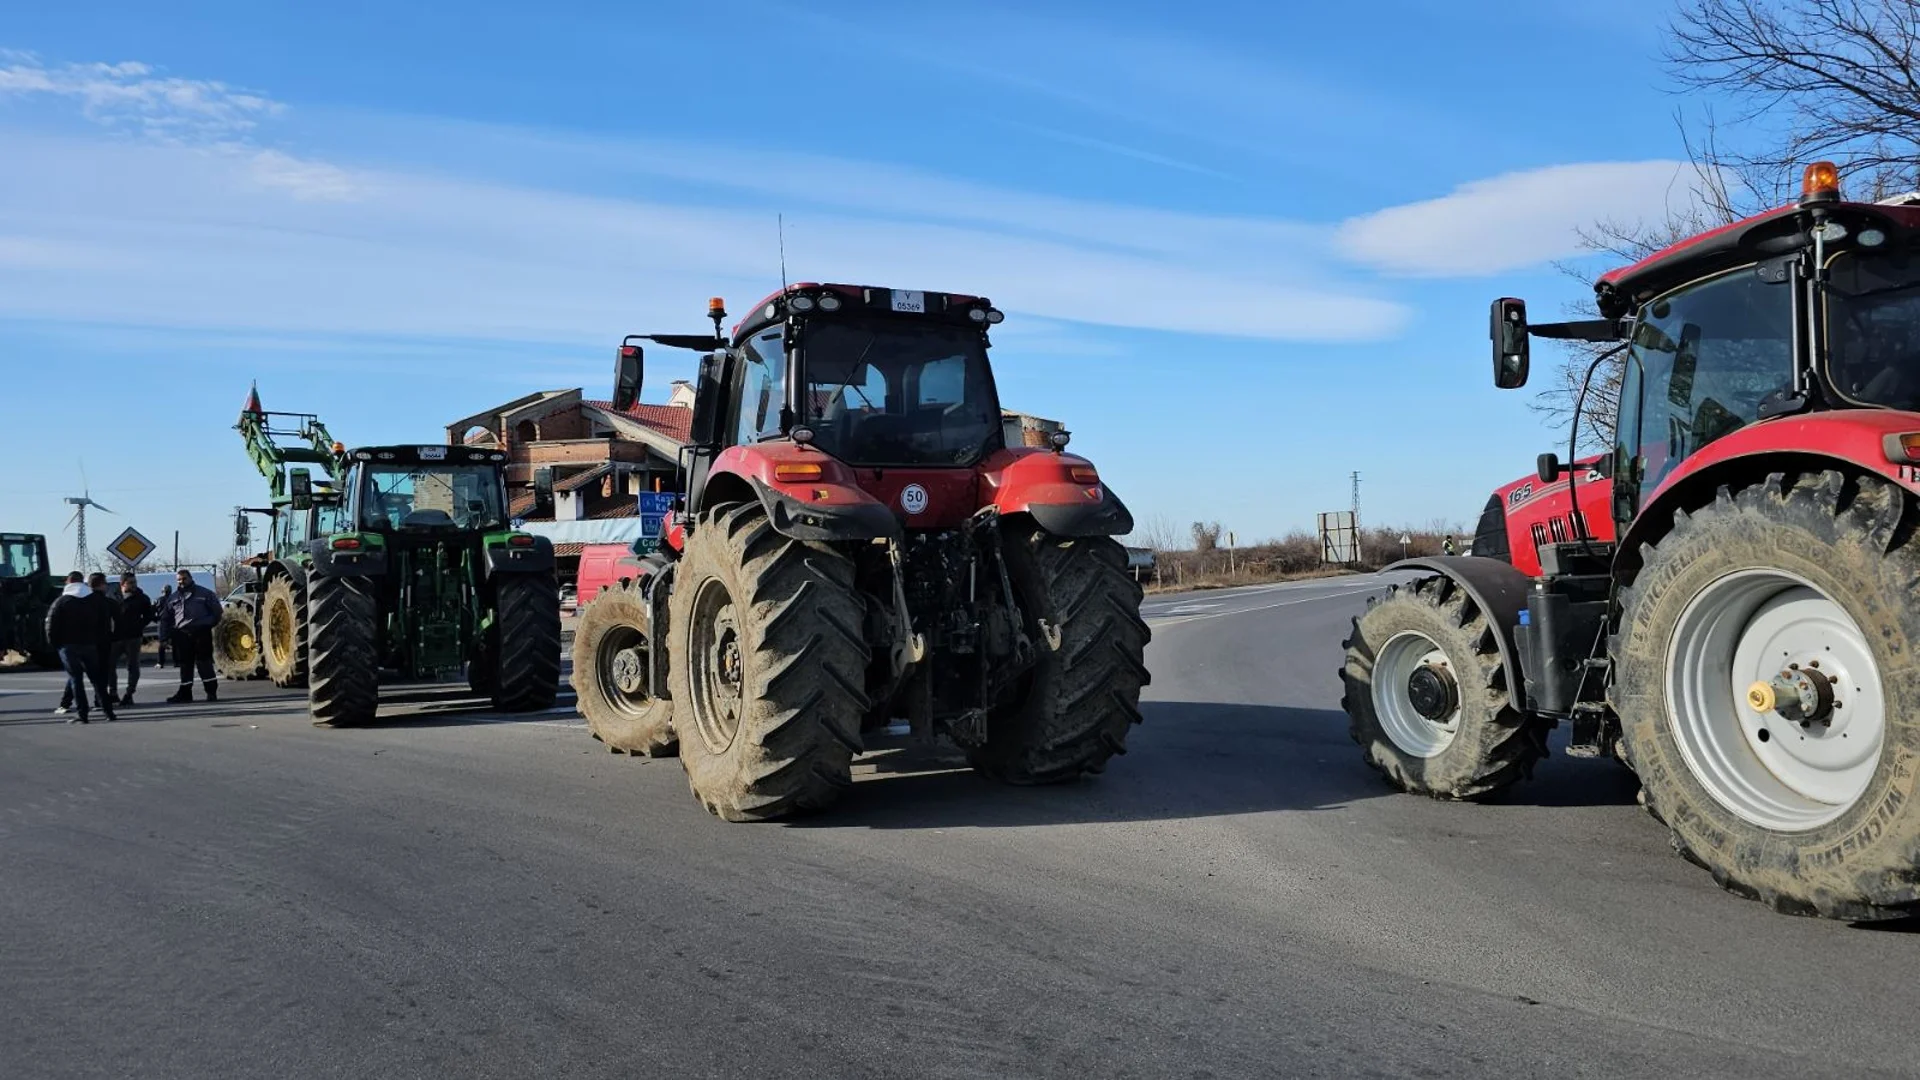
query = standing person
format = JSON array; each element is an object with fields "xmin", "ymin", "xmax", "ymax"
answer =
[
  {"xmin": 112, "ymin": 571, "xmax": 154, "ymax": 705},
  {"xmin": 155, "ymin": 584, "xmax": 173, "ymax": 667},
  {"xmin": 45, "ymin": 571, "xmax": 118, "ymax": 723},
  {"xmin": 157, "ymin": 569, "xmax": 221, "ymax": 703}
]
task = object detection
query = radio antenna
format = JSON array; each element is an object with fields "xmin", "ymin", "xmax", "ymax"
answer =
[{"xmin": 778, "ymin": 213, "xmax": 789, "ymax": 296}]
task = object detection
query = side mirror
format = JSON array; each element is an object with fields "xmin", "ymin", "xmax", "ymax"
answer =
[
  {"xmin": 289, "ymin": 469, "xmax": 314, "ymax": 512},
  {"xmin": 613, "ymin": 338, "xmax": 644, "ymax": 411},
  {"xmin": 234, "ymin": 510, "xmax": 251, "ymax": 549},
  {"xmin": 688, "ymin": 349, "xmax": 734, "ymax": 447},
  {"xmin": 1491, "ymin": 298, "xmax": 1531, "ymax": 389},
  {"xmin": 1536, "ymin": 452, "xmax": 1562, "ymax": 485}
]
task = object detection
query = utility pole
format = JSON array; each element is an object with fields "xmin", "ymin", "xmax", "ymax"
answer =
[{"xmin": 1351, "ymin": 471, "xmax": 1364, "ymax": 563}]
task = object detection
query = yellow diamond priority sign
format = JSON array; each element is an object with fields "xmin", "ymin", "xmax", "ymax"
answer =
[{"xmin": 108, "ymin": 527, "xmax": 156, "ymax": 569}]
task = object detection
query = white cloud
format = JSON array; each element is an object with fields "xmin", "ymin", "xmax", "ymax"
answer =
[
  {"xmin": 0, "ymin": 51, "xmax": 281, "ymax": 142},
  {"xmin": 1335, "ymin": 161, "xmax": 1707, "ymax": 277},
  {"xmin": 0, "ymin": 128, "xmax": 1408, "ymax": 344}
]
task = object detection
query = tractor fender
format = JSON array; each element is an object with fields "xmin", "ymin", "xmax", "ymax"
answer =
[
  {"xmin": 982, "ymin": 447, "xmax": 1134, "ymax": 536},
  {"xmin": 749, "ymin": 476, "xmax": 900, "ymax": 542},
  {"xmin": 306, "ymin": 537, "xmax": 387, "ymax": 577},
  {"xmin": 1618, "ymin": 410, "xmax": 1920, "ymax": 573},
  {"xmin": 1378, "ymin": 556, "xmax": 1533, "ymax": 713},
  {"xmin": 699, "ymin": 443, "xmax": 901, "ymax": 541},
  {"xmin": 484, "ymin": 533, "xmax": 556, "ymax": 574}
]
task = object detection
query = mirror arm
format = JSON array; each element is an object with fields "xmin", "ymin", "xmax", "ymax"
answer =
[{"xmin": 1530, "ymin": 318, "xmax": 1630, "ymax": 343}]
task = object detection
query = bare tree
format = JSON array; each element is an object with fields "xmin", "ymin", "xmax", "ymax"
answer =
[
  {"xmin": 1190, "ymin": 521, "xmax": 1222, "ymax": 552},
  {"xmin": 1132, "ymin": 514, "xmax": 1184, "ymax": 552},
  {"xmin": 1669, "ymin": 0, "xmax": 1920, "ymax": 198},
  {"xmin": 1531, "ymin": 0, "xmax": 1920, "ymax": 446}
]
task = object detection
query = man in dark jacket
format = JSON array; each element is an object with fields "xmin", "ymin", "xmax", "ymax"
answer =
[
  {"xmin": 157, "ymin": 569, "xmax": 221, "ymax": 703},
  {"xmin": 46, "ymin": 571, "xmax": 118, "ymax": 723},
  {"xmin": 111, "ymin": 571, "xmax": 154, "ymax": 705}
]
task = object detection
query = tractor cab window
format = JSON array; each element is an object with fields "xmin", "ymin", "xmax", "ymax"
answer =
[
  {"xmin": 1826, "ymin": 248, "xmax": 1920, "ymax": 411},
  {"xmin": 734, "ymin": 330, "xmax": 788, "ymax": 445},
  {"xmin": 800, "ymin": 320, "xmax": 1003, "ymax": 467},
  {"xmin": 316, "ymin": 501, "xmax": 348, "ymax": 537},
  {"xmin": 359, "ymin": 465, "xmax": 505, "ymax": 531},
  {"xmin": 1617, "ymin": 267, "xmax": 1794, "ymax": 498},
  {"xmin": 0, "ymin": 536, "xmax": 43, "ymax": 578}
]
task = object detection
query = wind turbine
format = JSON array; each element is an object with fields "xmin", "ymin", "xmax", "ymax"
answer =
[{"xmin": 65, "ymin": 464, "xmax": 113, "ymax": 572}]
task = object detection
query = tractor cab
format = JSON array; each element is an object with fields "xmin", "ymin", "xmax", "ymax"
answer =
[
  {"xmin": 0, "ymin": 532, "xmax": 56, "ymax": 666},
  {"xmin": 337, "ymin": 446, "xmax": 510, "ymax": 534}
]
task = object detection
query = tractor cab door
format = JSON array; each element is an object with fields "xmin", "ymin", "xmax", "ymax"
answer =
[{"xmin": 682, "ymin": 347, "xmax": 741, "ymax": 515}]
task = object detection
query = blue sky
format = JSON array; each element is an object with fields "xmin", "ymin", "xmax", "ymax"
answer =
[{"xmin": 0, "ymin": 0, "xmax": 1716, "ymax": 563}]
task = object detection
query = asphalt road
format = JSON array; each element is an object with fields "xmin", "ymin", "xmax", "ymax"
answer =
[{"xmin": 6, "ymin": 580, "xmax": 1920, "ymax": 1079}]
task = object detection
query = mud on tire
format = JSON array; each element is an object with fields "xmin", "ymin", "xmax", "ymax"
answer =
[
  {"xmin": 668, "ymin": 503, "xmax": 868, "ymax": 821},
  {"xmin": 968, "ymin": 528, "xmax": 1150, "ymax": 784},
  {"xmin": 1342, "ymin": 575, "xmax": 1547, "ymax": 799},
  {"xmin": 260, "ymin": 573, "xmax": 309, "ymax": 689},
  {"xmin": 492, "ymin": 571, "xmax": 560, "ymax": 712},
  {"xmin": 307, "ymin": 573, "xmax": 380, "ymax": 728},
  {"xmin": 572, "ymin": 577, "xmax": 676, "ymax": 757},
  {"xmin": 1616, "ymin": 469, "xmax": 1920, "ymax": 920},
  {"xmin": 213, "ymin": 597, "xmax": 265, "ymax": 681}
]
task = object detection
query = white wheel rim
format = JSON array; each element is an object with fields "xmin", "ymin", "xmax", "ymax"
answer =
[
  {"xmin": 1372, "ymin": 630, "xmax": 1460, "ymax": 758},
  {"xmin": 1665, "ymin": 569, "xmax": 1886, "ymax": 831}
]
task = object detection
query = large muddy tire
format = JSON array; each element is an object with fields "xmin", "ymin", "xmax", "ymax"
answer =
[
  {"xmin": 668, "ymin": 504, "xmax": 868, "ymax": 821},
  {"xmin": 1342, "ymin": 575, "xmax": 1547, "ymax": 799},
  {"xmin": 1616, "ymin": 470, "xmax": 1920, "ymax": 920},
  {"xmin": 307, "ymin": 574, "xmax": 380, "ymax": 728},
  {"xmin": 260, "ymin": 573, "xmax": 308, "ymax": 689},
  {"xmin": 213, "ymin": 599, "xmax": 264, "ymax": 681},
  {"xmin": 969, "ymin": 529, "xmax": 1150, "ymax": 784},
  {"xmin": 492, "ymin": 571, "xmax": 560, "ymax": 712},
  {"xmin": 572, "ymin": 578, "xmax": 676, "ymax": 756}
]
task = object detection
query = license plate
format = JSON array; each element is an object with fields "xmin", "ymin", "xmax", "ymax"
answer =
[
  {"xmin": 890, "ymin": 290, "xmax": 925, "ymax": 314},
  {"xmin": 418, "ymin": 446, "xmax": 448, "ymax": 460}
]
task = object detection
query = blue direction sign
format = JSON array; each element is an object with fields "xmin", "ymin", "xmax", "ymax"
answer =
[{"xmin": 635, "ymin": 492, "xmax": 676, "ymax": 554}]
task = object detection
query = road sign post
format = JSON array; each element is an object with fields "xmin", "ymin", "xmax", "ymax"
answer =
[
  {"xmin": 107, "ymin": 526, "xmax": 157, "ymax": 570},
  {"xmin": 1399, "ymin": 532, "xmax": 1412, "ymax": 559}
]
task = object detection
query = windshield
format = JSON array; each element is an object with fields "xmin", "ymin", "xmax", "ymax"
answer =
[
  {"xmin": 799, "ymin": 320, "xmax": 1002, "ymax": 466},
  {"xmin": 1826, "ymin": 249, "xmax": 1920, "ymax": 411},
  {"xmin": 0, "ymin": 536, "xmax": 45, "ymax": 579},
  {"xmin": 359, "ymin": 465, "xmax": 505, "ymax": 530}
]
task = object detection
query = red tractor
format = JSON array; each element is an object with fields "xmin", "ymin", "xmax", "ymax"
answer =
[
  {"xmin": 572, "ymin": 286, "xmax": 1150, "ymax": 821},
  {"xmin": 1342, "ymin": 163, "xmax": 1920, "ymax": 919}
]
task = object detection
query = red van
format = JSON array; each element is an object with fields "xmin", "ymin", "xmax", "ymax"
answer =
[{"xmin": 575, "ymin": 543, "xmax": 642, "ymax": 607}]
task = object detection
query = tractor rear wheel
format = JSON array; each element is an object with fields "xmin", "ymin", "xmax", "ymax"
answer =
[
  {"xmin": 1341, "ymin": 575, "xmax": 1547, "ymax": 799},
  {"xmin": 969, "ymin": 528, "xmax": 1150, "ymax": 784},
  {"xmin": 307, "ymin": 573, "xmax": 380, "ymax": 728},
  {"xmin": 213, "ymin": 598, "xmax": 264, "ymax": 681},
  {"xmin": 668, "ymin": 504, "xmax": 868, "ymax": 821},
  {"xmin": 572, "ymin": 577, "xmax": 676, "ymax": 756},
  {"xmin": 1616, "ymin": 470, "xmax": 1920, "ymax": 920},
  {"xmin": 492, "ymin": 571, "xmax": 561, "ymax": 712},
  {"xmin": 260, "ymin": 573, "xmax": 308, "ymax": 689}
]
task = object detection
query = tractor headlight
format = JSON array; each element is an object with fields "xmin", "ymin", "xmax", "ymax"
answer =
[
  {"xmin": 789, "ymin": 295, "xmax": 816, "ymax": 313},
  {"xmin": 817, "ymin": 294, "xmax": 842, "ymax": 311},
  {"xmin": 968, "ymin": 307, "xmax": 988, "ymax": 322},
  {"xmin": 986, "ymin": 309, "xmax": 1005, "ymax": 324}
]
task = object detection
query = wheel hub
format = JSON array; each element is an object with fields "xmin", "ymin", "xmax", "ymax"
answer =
[
  {"xmin": 611, "ymin": 646, "xmax": 647, "ymax": 695},
  {"xmin": 1406, "ymin": 663, "xmax": 1458, "ymax": 721},
  {"xmin": 1748, "ymin": 662, "xmax": 1837, "ymax": 728},
  {"xmin": 688, "ymin": 576, "xmax": 746, "ymax": 753}
]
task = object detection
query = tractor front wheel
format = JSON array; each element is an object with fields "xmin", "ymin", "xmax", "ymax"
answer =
[
  {"xmin": 307, "ymin": 574, "xmax": 380, "ymax": 727},
  {"xmin": 260, "ymin": 573, "xmax": 308, "ymax": 689},
  {"xmin": 213, "ymin": 598, "xmax": 264, "ymax": 681},
  {"xmin": 1341, "ymin": 575, "xmax": 1547, "ymax": 799},
  {"xmin": 572, "ymin": 577, "xmax": 676, "ymax": 756},
  {"xmin": 1616, "ymin": 470, "xmax": 1920, "ymax": 920},
  {"xmin": 969, "ymin": 528, "xmax": 1150, "ymax": 784},
  {"xmin": 492, "ymin": 571, "xmax": 561, "ymax": 712},
  {"xmin": 668, "ymin": 504, "xmax": 868, "ymax": 821}
]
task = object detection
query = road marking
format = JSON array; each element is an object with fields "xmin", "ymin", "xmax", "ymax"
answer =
[{"xmin": 1146, "ymin": 584, "xmax": 1384, "ymax": 628}]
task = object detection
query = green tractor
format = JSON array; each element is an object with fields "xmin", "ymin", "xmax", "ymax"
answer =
[
  {"xmin": 301, "ymin": 442, "xmax": 562, "ymax": 726},
  {"xmin": 0, "ymin": 532, "xmax": 59, "ymax": 669},
  {"xmin": 215, "ymin": 387, "xmax": 352, "ymax": 687}
]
